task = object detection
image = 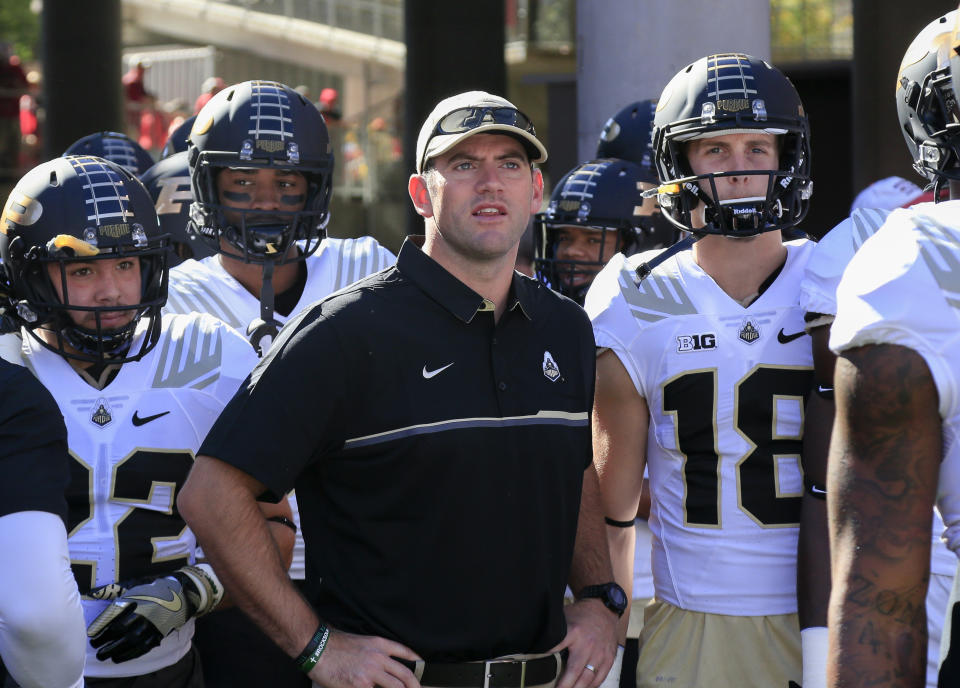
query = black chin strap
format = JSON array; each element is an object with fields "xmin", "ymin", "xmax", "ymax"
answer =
[
  {"xmin": 246, "ymin": 259, "xmax": 281, "ymax": 357},
  {"xmin": 0, "ymin": 312, "xmax": 18, "ymax": 334},
  {"xmin": 634, "ymin": 234, "xmax": 701, "ymax": 285},
  {"xmin": 933, "ymin": 176, "xmax": 947, "ymax": 203}
]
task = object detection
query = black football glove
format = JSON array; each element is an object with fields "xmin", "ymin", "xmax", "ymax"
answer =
[
  {"xmin": 788, "ymin": 682, "xmax": 802, "ymax": 688},
  {"xmin": 87, "ymin": 564, "xmax": 223, "ymax": 663}
]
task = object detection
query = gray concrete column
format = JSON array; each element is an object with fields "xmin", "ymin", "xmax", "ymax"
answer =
[{"xmin": 576, "ymin": 0, "xmax": 770, "ymax": 161}]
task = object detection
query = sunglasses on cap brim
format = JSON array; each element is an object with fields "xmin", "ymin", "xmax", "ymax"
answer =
[{"xmin": 422, "ymin": 106, "xmax": 537, "ymax": 170}]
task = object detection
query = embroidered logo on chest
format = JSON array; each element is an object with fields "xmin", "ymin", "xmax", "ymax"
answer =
[
  {"xmin": 91, "ymin": 398, "xmax": 114, "ymax": 428},
  {"xmin": 676, "ymin": 333, "xmax": 717, "ymax": 353},
  {"xmin": 738, "ymin": 319, "xmax": 761, "ymax": 344},
  {"xmin": 542, "ymin": 351, "xmax": 561, "ymax": 382}
]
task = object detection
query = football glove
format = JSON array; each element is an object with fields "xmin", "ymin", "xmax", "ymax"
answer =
[{"xmin": 87, "ymin": 563, "xmax": 223, "ymax": 663}]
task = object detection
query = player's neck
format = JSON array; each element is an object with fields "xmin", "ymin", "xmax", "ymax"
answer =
[
  {"xmin": 693, "ymin": 231, "xmax": 787, "ymax": 306},
  {"xmin": 37, "ymin": 328, "xmax": 121, "ymax": 388},
  {"xmin": 219, "ymin": 253, "xmax": 302, "ymax": 299}
]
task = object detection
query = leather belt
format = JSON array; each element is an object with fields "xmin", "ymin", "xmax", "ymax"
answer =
[{"xmin": 397, "ymin": 653, "xmax": 562, "ymax": 688}]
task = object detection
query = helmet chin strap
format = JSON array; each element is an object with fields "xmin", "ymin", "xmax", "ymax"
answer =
[
  {"xmin": 246, "ymin": 258, "xmax": 281, "ymax": 357},
  {"xmin": 634, "ymin": 234, "xmax": 701, "ymax": 285}
]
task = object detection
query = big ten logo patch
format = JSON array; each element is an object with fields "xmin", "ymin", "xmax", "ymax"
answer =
[{"xmin": 676, "ymin": 333, "xmax": 717, "ymax": 353}]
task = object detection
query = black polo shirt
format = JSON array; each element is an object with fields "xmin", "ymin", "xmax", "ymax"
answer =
[
  {"xmin": 0, "ymin": 357, "xmax": 70, "ymax": 521},
  {"xmin": 201, "ymin": 238, "xmax": 596, "ymax": 662}
]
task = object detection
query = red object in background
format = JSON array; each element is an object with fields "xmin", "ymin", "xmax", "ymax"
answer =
[
  {"xmin": 194, "ymin": 76, "xmax": 225, "ymax": 114},
  {"xmin": 19, "ymin": 94, "xmax": 36, "ymax": 136},
  {"xmin": 318, "ymin": 87, "xmax": 342, "ymax": 122},
  {"xmin": 123, "ymin": 62, "xmax": 148, "ymax": 102},
  {"xmin": 139, "ymin": 106, "xmax": 168, "ymax": 153},
  {"xmin": 0, "ymin": 56, "xmax": 27, "ymax": 118}
]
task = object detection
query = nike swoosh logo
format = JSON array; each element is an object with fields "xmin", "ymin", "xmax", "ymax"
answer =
[
  {"xmin": 777, "ymin": 328, "xmax": 808, "ymax": 344},
  {"xmin": 818, "ymin": 385, "xmax": 834, "ymax": 394},
  {"xmin": 811, "ymin": 485, "xmax": 826, "ymax": 495},
  {"xmin": 132, "ymin": 410, "xmax": 171, "ymax": 427},
  {"xmin": 126, "ymin": 593, "xmax": 183, "ymax": 612},
  {"xmin": 422, "ymin": 362, "xmax": 454, "ymax": 379}
]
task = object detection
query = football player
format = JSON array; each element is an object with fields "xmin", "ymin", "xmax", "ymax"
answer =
[
  {"xmin": 586, "ymin": 53, "xmax": 814, "ymax": 688},
  {"xmin": 800, "ymin": 38, "xmax": 958, "ymax": 684},
  {"xmin": 0, "ymin": 155, "xmax": 292, "ymax": 687},
  {"xmin": 828, "ymin": 9, "xmax": 960, "ymax": 686},
  {"xmin": 164, "ymin": 79, "xmax": 395, "ymax": 356},
  {"xmin": 163, "ymin": 79, "xmax": 393, "ymax": 687},
  {"xmin": 64, "ymin": 131, "xmax": 155, "ymax": 176},
  {"xmin": 534, "ymin": 158, "xmax": 660, "ymax": 305}
]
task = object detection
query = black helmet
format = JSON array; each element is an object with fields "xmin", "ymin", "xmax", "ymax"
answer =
[
  {"xmin": 897, "ymin": 10, "xmax": 960, "ymax": 195},
  {"xmin": 652, "ymin": 53, "xmax": 812, "ymax": 237},
  {"xmin": 64, "ymin": 131, "xmax": 156, "ymax": 176},
  {"xmin": 187, "ymin": 80, "xmax": 334, "ymax": 264},
  {"xmin": 951, "ymin": 7, "xmax": 960, "ymax": 125},
  {"xmin": 534, "ymin": 158, "xmax": 676, "ymax": 304},
  {"xmin": 0, "ymin": 156, "xmax": 169, "ymax": 364},
  {"xmin": 161, "ymin": 115, "xmax": 196, "ymax": 159},
  {"xmin": 596, "ymin": 99, "xmax": 659, "ymax": 183},
  {"xmin": 139, "ymin": 151, "xmax": 215, "ymax": 265}
]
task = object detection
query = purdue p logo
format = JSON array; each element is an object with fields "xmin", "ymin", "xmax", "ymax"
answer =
[
  {"xmin": 91, "ymin": 399, "xmax": 114, "ymax": 428},
  {"xmin": 739, "ymin": 320, "xmax": 761, "ymax": 344},
  {"xmin": 677, "ymin": 333, "xmax": 717, "ymax": 353}
]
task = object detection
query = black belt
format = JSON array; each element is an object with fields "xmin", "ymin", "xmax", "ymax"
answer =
[{"xmin": 396, "ymin": 653, "xmax": 563, "ymax": 688}]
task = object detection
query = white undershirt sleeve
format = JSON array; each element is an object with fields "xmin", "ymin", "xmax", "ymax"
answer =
[{"xmin": 0, "ymin": 511, "xmax": 85, "ymax": 688}]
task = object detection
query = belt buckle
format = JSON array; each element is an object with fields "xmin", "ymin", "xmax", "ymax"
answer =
[{"xmin": 483, "ymin": 658, "xmax": 527, "ymax": 688}]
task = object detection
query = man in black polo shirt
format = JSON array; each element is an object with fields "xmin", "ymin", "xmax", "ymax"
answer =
[
  {"xmin": 179, "ymin": 90, "xmax": 622, "ymax": 688},
  {"xmin": 0, "ymin": 355, "xmax": 86, "ymax": 687}
]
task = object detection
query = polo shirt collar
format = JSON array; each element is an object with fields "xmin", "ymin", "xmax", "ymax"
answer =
[{"xmin": 397, "ymin": 237, "xmax": 536, "ymax": 323}]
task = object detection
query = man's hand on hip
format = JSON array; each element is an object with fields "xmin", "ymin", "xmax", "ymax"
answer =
[
  {"xmin": 310, "ymin": 628, "xmax": 422, "ymax": 688},
  {"xmin": 551, "ymin": 599, "xmax": 618, "ymax": 688}
]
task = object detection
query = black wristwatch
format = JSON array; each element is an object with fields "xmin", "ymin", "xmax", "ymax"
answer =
[{"xmin": 578, "ymin": 582, "xmax": 627, "ymax": 617}]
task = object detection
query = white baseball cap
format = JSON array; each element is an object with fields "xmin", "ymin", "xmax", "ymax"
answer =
[{"xmin": 416, "ymin": 90, "xmax": 548, "ymax": 173}]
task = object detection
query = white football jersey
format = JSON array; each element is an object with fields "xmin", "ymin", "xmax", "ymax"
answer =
[
  {"xmin": 831, "ymin": 202, "xmax": 960, "ymax": 560},
  {"xmin": 800, "ymin": 207, "xmax": 894, "ymax": 319},
  {"xmin": 165, "ymin": 236, "xmax": 396, "ymax": 334},
  {"xmin": 802, "ymin": 205, "xmax": 955, "ymax": 577},
  {"xmin": 633, "ymin": 519, "xmax": 655, "ymax": 601},
  {"xmin": 165, "ymin": 236, "xmax": 396, "ymax": 580},
  {"xmin": 586, "ymin": 240, "xmax": 814, "ymax": 615},
  {"xmin": 17, "ymin": 313, "xmax": 257, "ymax": 678}
]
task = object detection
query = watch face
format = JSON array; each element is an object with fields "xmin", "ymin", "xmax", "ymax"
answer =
[{"xmin": 608, "ymin": 583, "xmax": 627, "ymax": 608}]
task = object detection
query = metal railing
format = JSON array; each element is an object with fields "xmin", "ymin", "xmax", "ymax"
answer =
[{"xmin": 223, "ymin": 0, "xmax": 403, "ymax": 41}]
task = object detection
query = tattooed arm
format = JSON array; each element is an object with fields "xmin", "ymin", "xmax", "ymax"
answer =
[{"xmin": 827, "ymin": 344, "xmax": 941, "ymax": 687}]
